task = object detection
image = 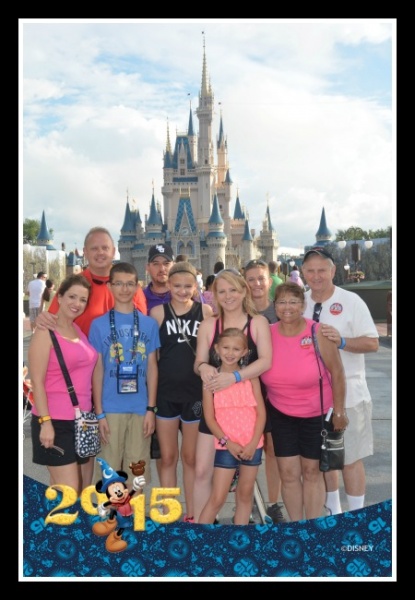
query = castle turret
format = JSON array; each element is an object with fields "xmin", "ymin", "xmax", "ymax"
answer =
[
  {"xmin": 314, "ymin": 207, "xmax": 332, "ymax": 246},
  {"xmin": 206, "ymin": 194, "xmax": 226, "ymax": 270},
  {"xmin": 241, "ymin": 218, "xmax": 255, "ymax": 266},
  {"xmin": 37, "ymin": 210, "xmax": 56, "ymax": 249},
  {"xmin": 257, "ymin": 199, "xmax": 278, "ymax": 262}
]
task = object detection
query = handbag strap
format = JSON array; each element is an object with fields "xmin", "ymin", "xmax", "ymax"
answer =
[
  {"xmin": 49, "ymin": 330, "xmax": 80, "ymax": 408},
  {"xmin": 311, "ymin": 322, "xmax": 326, "ymax": 430},
  {"xmin": 168, "ymin": 303, "xmax": 196, "ymax": 356}
]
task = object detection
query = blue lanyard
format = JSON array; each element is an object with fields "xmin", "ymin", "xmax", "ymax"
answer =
[{"xmin": 109, "ymin": 309, "xmax": 139, "ymax": 364}]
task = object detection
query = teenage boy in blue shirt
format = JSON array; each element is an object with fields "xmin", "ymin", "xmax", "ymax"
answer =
[{"xmin": 90, "ymin": 262, "xmax": 160, "ymax": 487}]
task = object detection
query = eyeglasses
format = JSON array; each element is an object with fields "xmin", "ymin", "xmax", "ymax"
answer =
[
  {"xmin": 43, "ymin": 445, "xmax": 65, "ymax": 457},
  {"xmin": 312, "ymin": 302, "xmax": 323, "ymax": 322},
  {"xmin": 244, "ymin": 259, "xmax": 267, "ymax": 269},
  {"xmin": 275, "ymin": 300, "xmax": 303, "ymax": 306},
  {"xmin": 216, "ymin": 268, "xmax": 242, "ymax": 277},
  {"xmin": 111, "ymin": 281, "xmax": 137, "ymax": 289}
]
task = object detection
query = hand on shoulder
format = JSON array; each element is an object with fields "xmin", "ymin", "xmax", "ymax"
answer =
[{"xmin": 35, "ymin": 310, "xmax": 58, "ymax": 330}]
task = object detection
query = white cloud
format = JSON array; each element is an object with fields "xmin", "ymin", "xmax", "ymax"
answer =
[{"xmin": 21, "ymin": 18, "xmax": 395, "ymax": 253}]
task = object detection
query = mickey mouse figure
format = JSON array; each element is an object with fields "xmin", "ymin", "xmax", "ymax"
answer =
[{"xmin": 92, "ymin": 457, "xmax": 146, "ymax": 553}]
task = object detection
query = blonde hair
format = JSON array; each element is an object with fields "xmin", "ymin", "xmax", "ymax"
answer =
[
  {"xmin": 217, "ymin": 327, "xmax": 248, "ymax": 348},
  {"xmin": 213, "ymin": 270, "xmax": 257, "ymax": 319}
]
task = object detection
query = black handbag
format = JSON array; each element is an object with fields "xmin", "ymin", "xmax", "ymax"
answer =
[
  {"xmin": 311, "ymin": 323, "xmax": 345, "ymax": 472},
  {"xmin": 319, "ymin": 429, "xmax": 345, "ymax": 472},
  {"xmin": 50, "ymin": 331, "xmax": 101, "ymax": 458}
]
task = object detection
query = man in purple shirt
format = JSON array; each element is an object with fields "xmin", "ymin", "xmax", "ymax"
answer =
[
  {"xmin": 143, "ymin": 244, "xmax": 174, "ymax": 313},
  {"xmin": 143, "ymin": 244, "xmax": 174, "ymax": 472}
]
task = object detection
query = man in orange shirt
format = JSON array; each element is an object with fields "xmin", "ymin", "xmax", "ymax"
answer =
[{"xmin": 36, "ymin": 227, "xmax": 147, "ymax": 334}]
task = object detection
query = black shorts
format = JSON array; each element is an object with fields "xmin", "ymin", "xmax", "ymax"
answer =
[
  {"xmin": 156, "ymin": 397, "xmax": 202, "ymax": 423},
  {"xmin": 31, "ymin": 416, "xmax": 89, "ymax": 466},
  {"xmin": 198, "ymin": 412, "xmax": 212, "ymax": 435},
  {"xmin": 268, "ymin": 404, "xmax": 322, "ymax": 460},
  {"xmin": 264, "ymin": 399, "xmax": 272, "ymax": 433}
]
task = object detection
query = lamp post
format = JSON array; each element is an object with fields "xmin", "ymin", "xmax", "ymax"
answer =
[
  {"xmin": 344, "ymin": 260, "xmax": 350, "ymax": 275},
  {"xmin": 337, "ymin": 239, "xmax": 373, "ymax": 282}
]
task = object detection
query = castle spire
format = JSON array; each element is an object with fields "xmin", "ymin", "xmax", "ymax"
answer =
[
  {"xmin": 200, "ymin": 31, "xmax": 212, "ymax": 97},
  {"xmin": 166, "ymin": 118, "xmax": 172, "ymax": 153},
  {"xmin": 315, "ymin": 206, "xmax": 332, "ymax": 243},
  {"xmin": 188, "ymin": 98, "xmax": 195, "ymax": 136}
]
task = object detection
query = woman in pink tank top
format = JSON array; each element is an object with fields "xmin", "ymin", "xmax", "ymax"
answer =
[
  {"xmin": 260, "ymin": 283, "xmax": 347, "ymax": 522},
  {"xmin": 29, "ymin": 274, "xmax": 98, "ymax": 495}
]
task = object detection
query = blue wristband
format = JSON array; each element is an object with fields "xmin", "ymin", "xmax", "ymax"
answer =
[
  {"xmin": 233, "ymin": 371, "xmax": 242, "ymax": 383},
  {"xmin": 338, "ymin": 337, "xmax": 346, "ymax": 350},
  {"xmin": 96, "ymin": 412, "xmax": 106, "ymax": 420}
]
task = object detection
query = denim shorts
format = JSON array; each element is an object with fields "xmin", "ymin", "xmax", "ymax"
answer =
[{"xmin": 214, "ymin": 447, "xmax": 263, "ymax": 468}]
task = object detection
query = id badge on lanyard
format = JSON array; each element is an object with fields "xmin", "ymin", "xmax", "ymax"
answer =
[{"xmin": 117, "ymin": 364, "xmax": 138, "ymax": 394}]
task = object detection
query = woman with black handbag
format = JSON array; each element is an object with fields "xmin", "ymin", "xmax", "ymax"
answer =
[
  {"xmin": 260, "ymin": 283, "xmax": 348, "ymax": 522},
  {"xmin": 29, "ymin": 274, "xmax": 98, "ymax": 495}
]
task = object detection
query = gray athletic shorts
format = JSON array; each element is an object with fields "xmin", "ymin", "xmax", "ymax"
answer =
[{"xmin": 344, "ymin": 401, "xmax": 374, "ymax": 465}]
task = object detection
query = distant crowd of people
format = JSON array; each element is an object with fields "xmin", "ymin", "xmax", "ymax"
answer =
[{"xmin": 26, "ymin": 228, "xmax": 379, "ymax": 541}]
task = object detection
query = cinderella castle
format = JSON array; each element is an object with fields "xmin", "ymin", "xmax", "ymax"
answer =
[{"xmin": 117, "ymin": 41, "xmax": 279, "ymax": 280}]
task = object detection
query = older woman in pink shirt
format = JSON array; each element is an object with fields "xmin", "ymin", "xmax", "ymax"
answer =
[{"xmin": 260, "ymin": 283, "xmax": 347, "ymax": 522}]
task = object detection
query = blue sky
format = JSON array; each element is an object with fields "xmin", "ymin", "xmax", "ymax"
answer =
[{"xmin": 20, "ymin": 18, "xmax": 395, "ymax": 254}]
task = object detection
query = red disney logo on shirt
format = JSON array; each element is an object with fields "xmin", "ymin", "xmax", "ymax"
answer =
[{"xmin": 329, "ymin": 303, "xmax": 343, "ymax": 316}]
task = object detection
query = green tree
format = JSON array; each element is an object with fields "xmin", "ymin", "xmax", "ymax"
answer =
[
  {"xmin": 335, "ymin": 226, "xmax": 391, "ymax": 241},
  {"xmin": 23, "ymin": 219, "xmax": 40, "ymax": 244},
  {"xmin": 23, "ymin": 218, "xmax": 54, "ymax": 244},
  {"xmin": 367, "ymin": 228, "xmax": 391, "ymax": 239}
]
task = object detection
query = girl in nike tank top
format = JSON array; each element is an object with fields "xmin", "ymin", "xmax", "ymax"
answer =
[{"xmin": 150, "ymin": 262, "xmax": 213, "ymax": 522}]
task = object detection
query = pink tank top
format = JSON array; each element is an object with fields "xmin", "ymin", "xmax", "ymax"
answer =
[
  {"xmin": 213, "ymin": 379, "xmax": 264, "ymax": 449},
  {"xmin": 260, "ymin": 318, "xmax": 333, "ymax": 418},
  {"xmin": 32, "ymin": 325, "xmax": 98, "ymax": 420}
]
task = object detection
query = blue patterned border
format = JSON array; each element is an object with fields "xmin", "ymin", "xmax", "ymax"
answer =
[{"xmin": 22, "ymin": 475, "xmax": 393, "ymax": 579}]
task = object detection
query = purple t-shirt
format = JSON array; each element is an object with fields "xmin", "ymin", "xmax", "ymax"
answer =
[{"xmin": 143, "ymin": 283, "xmax": 171, "ymax": 314}]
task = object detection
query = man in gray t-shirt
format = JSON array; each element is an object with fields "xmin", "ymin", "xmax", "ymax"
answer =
[{"xmin": 27, "ymin": 271, "xmax": 47, "ymax": 332}]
